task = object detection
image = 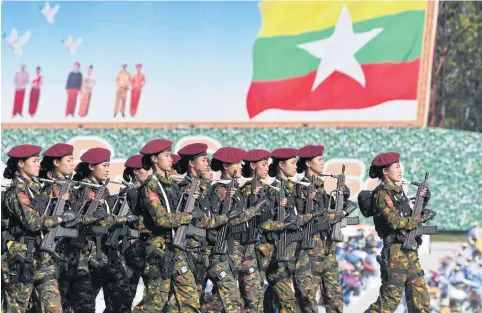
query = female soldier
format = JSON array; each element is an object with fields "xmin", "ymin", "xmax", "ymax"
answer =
[
  {"xmin": 363, "ymin": 152, "xmax": 434, "ymax": 313},
  {"xmin": 239, "ymin": 149, "xmax": 271, "ymax": 313},
  {"xmin": 39, "ymin": 143, "xmax": 75, "ymax": 197},
  {"xmin": 2, "ymin": 144, "xmax": 67, "ymax": 313},
  {"xmin": 121, "ymin": 154, "xmax": 153, "ymax": 308},
  {"xmin": 206, "ymin": 147, "xmax": 248, "ymax": 313},
  {"xmin": 67, "ymin": 147, "xmax": 135, "ymax": 313},
  {"xmin": 296, "ymin": 145, "xmax": 354, "ymax": 313},
  {"xmin": 261, "ymin": 148, "xmax": 314, "ymax": 313},
  {"xmin": 134, "ymin": 139, "xmax": 199, "ymax": 313}
]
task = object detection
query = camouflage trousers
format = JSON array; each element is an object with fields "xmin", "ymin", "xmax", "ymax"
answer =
[
  {"xmin": 2, "ymin": 242, "xmax": 62, "ymax": 313},
  {"xmin": 132, "ymin": 247, "xmax": 200, "ymax": 313},
  {"xmin": 203, "ymin": 254, "xmax": 243, "ymax": 313},
  {"xmin": 266, "ymin": 242, "xmax": 301, "ymax": 313},
  {"xmin": 293, "ymin": 247, "xmax": 317, "ymax": 313},
  {"xmin": 230, "ymin": 241, "xmax": 264, "ymax": 313},
  {"xmin": 365, "ymin": 244, "xmax": 430, "ymax": 313},
  {"xmin": 124, "ymin": 239, "xmax": 149, "ymax": 306},
  {"xmin": 306, "ymin": 235, "xmax": 343, "ymax": 313}
]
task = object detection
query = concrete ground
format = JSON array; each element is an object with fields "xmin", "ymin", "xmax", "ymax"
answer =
[{"xmin": 94, "ymin": 241, "xmax": 461, "ymax": 312}]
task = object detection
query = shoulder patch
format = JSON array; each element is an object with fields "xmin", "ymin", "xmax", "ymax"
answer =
[
  {"xmin": 148, "ymin": 190, "xmax": 160, "ymax": 204},
  {"xmin": 18, "ymin": 192, "xmax": 30, "ymax": 206},
  {"xmin": 87, "ymin": 191, "xmax": 96, "ymax": 200}
]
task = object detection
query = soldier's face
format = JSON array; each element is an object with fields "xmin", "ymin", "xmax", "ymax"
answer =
[
  {"xmin": 307, "ymin": 155, "xmax": 324, "ymax": 175},
  {"xmin": 253, "ymin": 159, "xmax": 269, "ymax": 179},
  {"xmin": 54, "ymin": 155, "xmax": 75, "ymax": 177},
  {"xmin": 191, "ymin": 156, "xmax": 210, "ymax": 177},
  {"xmin": 383, "ymin": 163, "xmax": 402, "ymax": 183},
  {"xmin": 18, "ymin": 156, "xmax": 40, "ymax": 178},
  {"xmin": 135, "ymin": 168, "xmax": 152, "ymax": 183},
  {"xmin": 224, "ymin": 162, "xmax": 242, "ymax": 178},
  {"xmin": 154, "ymin": 151, "xmax": 172, "ymax": 172},
  {"xmin": 280, "ymin": 157, "xmax": 297, "ymax": 178},
  {"xmin": 90, "ymin": 162, "xmax": 110, "ymax": 182}
]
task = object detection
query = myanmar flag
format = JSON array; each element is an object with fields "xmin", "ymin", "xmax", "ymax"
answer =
[{"xmin": 246, "ymin": 1, "xmax": 429, "ymax": 119}]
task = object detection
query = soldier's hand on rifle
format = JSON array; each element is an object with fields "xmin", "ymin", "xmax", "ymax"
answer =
[
  {"xmin": 421, "ymin": 209, "xmax": 436, "ymax": 223},
  {"xmin": 283, "ymin": 214, "xmax": 300, "ymax": 230},
  {"xmin": 422, "ymin": 187, "xmax": 431, "ymax": 207},
  {"xmin": 342, "ymin": 185, "xmax": 350, "ymax": 200},
  {"xmin": 254, "ymin": 186, "xmax": 262, "ymax": 195},
  {"xmin": 280, "ymin": 198, "xmax": 287, "ymax": 207},
  {"xmin": 193, "ymin": 191, "xmax": 200, "ymax": 200},
  {"xmin": 227, "ymin": 209, "xmax": 244, "ymax": 220},
  {"xmin": 61, "ymin": 210, "xmax": 76, "ymax": 225},
  {"xmin": 309, "ymin": 191, "xmax": 316, "ymax": 200},
  {"xmin": 190, "ymin": 209, "xmax": 205, "ymax": 220},
  {"xmin": 228, "ymin": 188, "xmax": 237, "ymax": 198},
  {"xmin": 126, "ymin": 214, "xmax": 139, "ymax": 224},
  {"xmin": 344, "ymin": 200, "xmax": 358, "ymax": 216},
  {"xmin": 61, "ymin": 192, "xmax": 70, "ymax": 201}
]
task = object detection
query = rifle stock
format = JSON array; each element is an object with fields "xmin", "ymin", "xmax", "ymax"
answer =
[
  {"xmin": 301, "ymin": 176, "xmax": 315, "ymax": 250},
  {"xmin": 213, "ymin": 172, "xmax": 237, "ymax": 255}
]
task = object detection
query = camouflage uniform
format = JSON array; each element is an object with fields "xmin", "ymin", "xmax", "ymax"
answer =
[
  {"xmin": 2, "ymin": 176, "xmax": 62, "ymax": 313},
  {"xmin": 365, "ymin": 181, "xmax": 429, "ymax": 313},
  {"xmin": 261, "ymin": 178, "xmax": 313, "ymax": 313},
  {"xmin": 296, "ymin": 177, "xmax": 346, "ymax": 313},
  {"xmin": 240, "ymin": 180, "xmax": 272, "ymax": 313},
  {"xmin": 133, "ymin": 172, "xmax": 200, "ymax": 313},
  {"xmin": 203, "ymin": 179, "xmax": 245, "ymax": 313}
]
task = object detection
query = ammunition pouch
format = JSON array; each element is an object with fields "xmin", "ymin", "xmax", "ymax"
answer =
[{"xmin": 161, "ymin": 248, "xmax": 176, "ymax": 280}]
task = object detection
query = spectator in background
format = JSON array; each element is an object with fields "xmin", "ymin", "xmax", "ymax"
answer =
[
  {"xmin": 79, "ymin": 65, "xmax": 96, "ymax": 117},
  {"xmin": 28, "ymin": 66, "xmax": 42, "ymax": 117},
  {"xmin": 114, "ymin": 63, "xmax": 131, "ymax": 117},
  {"xmin": 65, "ymin": 62, "xmax": 82, "ymax": 117},
  {"xmin": 468, "ymin": 221, "xmax": 481, "ymax": 241},
  {"xmin": 12, "ymin": 64, "xmax": 29, "ymax": 117}
]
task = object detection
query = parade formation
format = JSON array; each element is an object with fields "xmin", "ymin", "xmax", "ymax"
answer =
[{"xmin": 1, "ymin": 139, "xmax": 437, "ymax": 313}]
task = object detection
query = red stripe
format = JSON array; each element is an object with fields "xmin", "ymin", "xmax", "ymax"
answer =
[{"xmin": 246, "ymin": 59, "xmax": 420, "ymax": 119}]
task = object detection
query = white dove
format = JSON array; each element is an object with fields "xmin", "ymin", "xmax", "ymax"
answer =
[
  {"xmin": 2, "ymin": 28, "xmax": 31, "ymax": 56},
  {"xmin": 62, "ymin": 35, "xmax": 82, "ymax": 55},
  {"xmin": 41, "ymin": 2, "xmax": 60, "ymax": 24}
]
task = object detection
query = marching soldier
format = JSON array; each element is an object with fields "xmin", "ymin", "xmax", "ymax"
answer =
[
  {"xmin": 2, "ymin": 144, "xmax": 67, "ymax": 313},
  {"xmin": 134, "ymin": 139, "xmax": 200, "ymax": 313},
  {"xmin": 40, "ymin": 143, "xmax": 75, "ymax": 196},
  {"xmin": 363, "ymin": 152, "xmax": 435, "ymax": 313},
  {"xmin": 295, "ymin": 145, "xmax": 353, "ymax": 313}
]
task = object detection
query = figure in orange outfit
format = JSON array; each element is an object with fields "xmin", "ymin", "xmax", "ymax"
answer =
[
  {"xmin": 12, "ymin": 64, "xmax": 29, "ymax": 118},
  {"xmin": 79, "ymin": 65, "xmax": 96, "ymax": 117},
  {"xmin": 65, "ymin": 62, "xmax": 82, "ymax": 117},
  {"xmin": 130, "ymin": 63, "xmax": 146, "ymax": 117},
  {"xmin": 114, "ymin": 63, "xmax": 131, "ymax": 117},
  {"xmin": 28, "ymin": 66, "xmax": 42, "ymax": 117}
]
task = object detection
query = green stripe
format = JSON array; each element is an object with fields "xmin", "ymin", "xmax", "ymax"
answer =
[{"xmin": 252, "ymin": 10, "xmax": 425, "ymax": 82}]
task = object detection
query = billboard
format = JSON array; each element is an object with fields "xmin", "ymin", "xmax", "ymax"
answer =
[{"xmin": 2, "ymin": 1, "xmax": 438, "ymax": 129}]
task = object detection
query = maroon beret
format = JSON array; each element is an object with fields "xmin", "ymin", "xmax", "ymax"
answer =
[
  {"xmin": 124, "ymin": 154, "xmax": 143, "ymax": 169},
  {"xmin": 212, "ymin": 147, "xmax": 246, "ymax": 164},
  {"xmin": 177, "ymin": 143, "xmax": 208, "ymax": 158},
  {"xmin": 298, "ymin": 145, "xmax": 324, "ymax": 159},
  {"xmin": 7, "ymin": 144, "xmax": 42, "ymax": 158},
  {"xmin": 80, "ymin": 147, "xmax": 111, "ymax": 164},
  {"xmin": 271, "ymin": 148, "xmax": 298, "ymax": 160},
  {"xmin": 140, "ymin": 139, "xmax": 172, "ymax": 155},
  {"xmin": 171, "ymin": 154, "xmax": 181, "ymax": 165},
  {"xmin": 371, "ymin": 152, "xmax": 400, "ymax": 167},
  {"xmin": 244, "ymin": 149, "xmax": 270, "ymax": 162},
  {"xmin": 43, "ymin": 143, "xmax": 74, "ymax": 158}
]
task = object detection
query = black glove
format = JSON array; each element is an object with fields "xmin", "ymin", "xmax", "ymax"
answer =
[
  {"xmin": 421, "ymin": 209, "xmax": 436, "ymax": 223},
  {"xmin": 283, "ymin": 214, "xmax": 300, "ymax": 231},
  {"xmin": 415, "ymin": 235, "xmax": 423, "ymax": 245},
  {"xmin": 190, "ymin": 209, "xmax": 205, "ymax": 220},
  {"xmin": 93, "ymin": 209, "xmax": 108, "ymax": 221},
  {"xmin": 61, "ymin": 210, "xmax": 77, "ymax": 225},
  {"xmin": 125, "ymin": 214, "xmax": 139, "ymax": 224},
  {"xmin": 344, "ymin": 200, "xmax": 358, "ymax": 216},
  {"xmin": 227, "ymin": 209, "xmax": 244, "ymax": 220},
  {"xmin": 342, "ymin": 185, "xmax": 351, "ymax": 201},
  {"xmin": 312, "ymin": 209, "xmax": 327, "ymax": 219},
  {"xmin": 423, "ymin": 187, "xmax": 431, "ymax": 207}
]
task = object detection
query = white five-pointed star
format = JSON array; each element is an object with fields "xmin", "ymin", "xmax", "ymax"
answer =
[{"xmin": 297, "ymin": 5, "xmax": 384, "ymax": 91}]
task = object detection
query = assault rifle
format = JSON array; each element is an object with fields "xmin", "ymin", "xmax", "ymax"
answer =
[
  {"xmin": 324, "ymin": 165, "xmax": 359, "ymax": 242},
  {"xmin": 246, "ymin": 169, "xmax": 260, "ymax": 244},
  {"xmin": 40, "ymin": 174, "xmax": 79, "ymax": 255},
  {"xmin": 274, "ymin": 180, "xmax": 289, "ymax": 262},
  {"xmin": 71, "ymin": 179, "xmax": 110, "ymax": 253},
  {"xmin": 212, "ymin": 172, "xmax": 237, "ymax": 255},
  {"xmin": 173, "ymin": 173, "xmax": 202, "ymax": 251},
  {"xmin": 104, "ymin": 183, "xmax": 139, "ymax": 254},
  {"xmin": 402, "ymin": 173, "xmax": 438, "ymax": 251},
  {"xmin": 301, "ymin": 176, "xmax": 315, "ymax": 250}
]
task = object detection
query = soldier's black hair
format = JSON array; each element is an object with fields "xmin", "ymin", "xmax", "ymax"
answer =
[
  {"xmin": 210, "ymin": 158, "xmax": 223, "ymax": 172},
  {"xmin": 73, "ymin": 162, "xmax": 90, "ymax": 181},
  {"xmin": 241, "ymin": 161, "xmax": 253, "ymax": 178},
  {"xmin": 268, "ymin": 159, "xmax": 281, "ymax": 178},
  {"xmin": 123, "ymin": 168, "xmax": 135, "ymax": 182},
  {"xmin": 368, "ymin": 164, "xmax": 393, "ymax": 179},
  {"xmin": 141, "ymin": 154, "xmax": 153, "ymax": 171},
  {"xmin": 296, "ymin": 158, "xmax": 310, "ymax": 174},
  {"xmin": 3, "ymin": 156, "xmax": 37, "ymax": 180}
]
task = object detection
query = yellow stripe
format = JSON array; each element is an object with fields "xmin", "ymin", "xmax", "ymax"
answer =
[{"xmin": 258, "ymin": 0, "xmax": 428, "ymax": 38}]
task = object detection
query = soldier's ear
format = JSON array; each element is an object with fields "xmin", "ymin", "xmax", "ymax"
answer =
[{"xmin": 250, "ymin": 162, "xmax": 256, "ymax": 170}]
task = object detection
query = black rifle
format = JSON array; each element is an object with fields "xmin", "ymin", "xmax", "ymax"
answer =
[
  {"xmin": 274, "ymin": 180, "xmax": 289, "ymax": 262},
  {"xmin": 325, "ymin": 165, "xmax": 360, "ymax": 242},
  {"xmin": 301, "ymin": 176, "xmax": 315, "ymax": 250},
  {"xmin": 71, "ymin": 179, "xmax": 110, "ymax": 250},
  {"xmin": 40, "ymin": 175, "xmax": 79, "ymax": 255},
  {"xmin": 173, "ymin": 174, "xmax": 201, "ymax": 251},
  {"xmin": 212, "ymin": 172, "xmax": 237, "ymax": 255},
  {"xmin": 246, "ymin": 169, "xmax": 260, "ymax": 244},
  {"xmin": 104, "ymin": 183, "xmax": 140, "ymax": 254},
  {"xmin": 402, "ymin": 173, "xmax": 438, "ymax": 251}
]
